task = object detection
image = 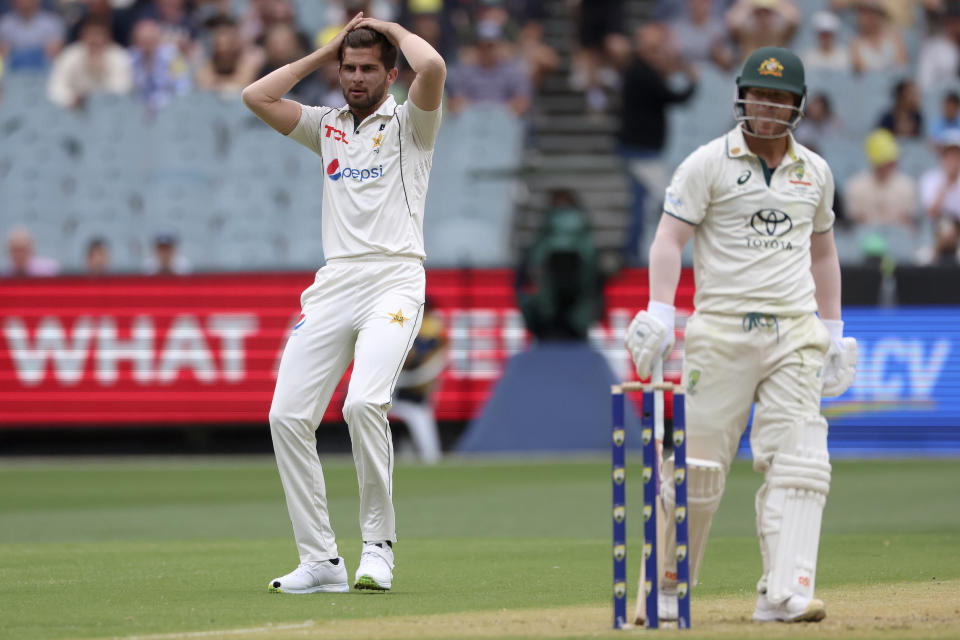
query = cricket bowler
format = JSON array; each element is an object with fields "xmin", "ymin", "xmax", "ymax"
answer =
[
  {"xmin": 242, "ymin": 13, "xmax": 445, "ymax": 593},
  {"xmin": 625, "ymin": 47, "xmax": 858, "ymax": 622}
]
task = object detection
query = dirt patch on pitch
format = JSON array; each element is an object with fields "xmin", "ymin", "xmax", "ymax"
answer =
[{"xmin": 118, "ymin": 580, "xmax": 960, "ymax": 640}]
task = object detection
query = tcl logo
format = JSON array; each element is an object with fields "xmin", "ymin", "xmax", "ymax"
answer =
[{"xmin": 324, "ymin": 125, "xmax": 349, "ymax": 144}]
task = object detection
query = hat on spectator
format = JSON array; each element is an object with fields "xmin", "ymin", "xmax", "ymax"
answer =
[
  {"xmin": 476, "ymin": 20, "xmax": 503, "ymax": 42},
  {"xmin": 811, "ymin": 11, "xmax": 841, "ymax": 33},
  {"xmin": 154, "ymin": 233, "xmax": 178, "ymax": 247},
  {"xmin": 409, "ymin": 0, "xmax": 442, "ymax": 12},
  {"xmin": 864, "ymin": 129, "xmax": 899, "ymax": 166},
  {"xmin": 936, "ymin": 128, "xmax": 960, "ymax": 149},
  {"xmin": 751, "ymin": 0, "xmax": 779, "ymax": 8},
  {"xmin": 854, "ymin": 0, "xmax": 887, "ymax": 14}
]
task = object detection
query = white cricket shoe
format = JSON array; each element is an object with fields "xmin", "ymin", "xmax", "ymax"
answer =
[
  {"xmin": 268, "ymin": 559, "xmax": 349, "ymax": 594},
  {"xmin": 657, "ymin": 589, "xmax": 678, "ymax": 622},
  {"xmin": 354, "ymin": 542, "xmax": 394, "ymax": 591},
  {"xmin": 753, "ymin": 593, "xmax": 826, "ymax": 622}
]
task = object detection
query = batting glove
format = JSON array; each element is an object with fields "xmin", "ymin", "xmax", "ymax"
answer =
[
  {"xmin": 624, "ymin": 301, "xmax": 675, "ymax": 380},
  {"xmin": 821, "ymin": 319, "xmax": 857, "ymax": 398}
]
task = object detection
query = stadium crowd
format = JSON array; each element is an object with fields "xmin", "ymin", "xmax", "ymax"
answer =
[
  {"xmin": 3, "ymin": 0, "xmax": 960, "ymax": 275},
  {"xmin": 607, "ymin": 0, "xmax": 960, "ymax": 266}
]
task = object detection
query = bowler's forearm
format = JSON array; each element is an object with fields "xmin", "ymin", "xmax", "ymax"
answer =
[
  {"xmin": 394, "ymin": 27, "xmax": 446, "ymax": 74},
  {"xmin": 242, "ymin": 47, "xmax": 334, "ymax": 107}
]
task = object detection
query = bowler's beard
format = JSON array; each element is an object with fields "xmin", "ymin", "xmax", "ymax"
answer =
[{"xmin": 343, "ymin": 75, "xmax": 389, "ymax": 112}]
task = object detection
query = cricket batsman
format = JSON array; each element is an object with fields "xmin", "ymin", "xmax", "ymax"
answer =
[
  {"xmin": 242, "ymin": 13, "xmax": 445, "ymax": 593},
  {"xmin": 625, "ymin": 47, "xmax": 857, "ymax": 622}
]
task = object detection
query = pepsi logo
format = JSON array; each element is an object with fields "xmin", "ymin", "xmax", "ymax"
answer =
[{"xmin": 326, "ymin": 159, "xmax": 342, "ymax": 181}]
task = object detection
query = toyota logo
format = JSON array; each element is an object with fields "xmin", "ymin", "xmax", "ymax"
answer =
[{"xmin": 750, "ymin": 209, "xmax": 793, "ymax": 237}]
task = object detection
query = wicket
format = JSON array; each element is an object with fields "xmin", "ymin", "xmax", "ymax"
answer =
[{"xmin": 610, "ymin": 382, "xmax": 691, "ymax": 629}]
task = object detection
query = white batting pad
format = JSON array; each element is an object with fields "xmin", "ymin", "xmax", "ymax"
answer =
[
  {"xmin": 756, "ymin": 436, "xmax": 831, "ymax": 603},
  {"xmin": 660, "ymin": 456, "xmax": 726, "ymax": 588}
]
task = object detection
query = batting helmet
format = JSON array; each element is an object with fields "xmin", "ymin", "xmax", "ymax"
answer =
[{"xmin": 734, "ymin": 47, "xmax": 807, "ymax": 138}]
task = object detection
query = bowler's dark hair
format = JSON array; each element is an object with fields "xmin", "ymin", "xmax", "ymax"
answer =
[{"xmin": 338, "ymin": 27, "xmax": 398, "ymax": 69}]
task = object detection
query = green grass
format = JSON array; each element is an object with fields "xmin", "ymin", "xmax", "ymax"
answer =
[{"xmin": 0, "ymin": 457, "xmax": 958, "ymax": 639}]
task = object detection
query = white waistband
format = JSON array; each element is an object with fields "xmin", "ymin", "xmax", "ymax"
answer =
[{"xmin": 326, "ymin": 255, "xmax": 424, "ymax": 265}]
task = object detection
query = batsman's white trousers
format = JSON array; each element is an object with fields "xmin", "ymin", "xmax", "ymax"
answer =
[
  {"xmin": 269, "ymin": 257, "xmax": 425, "ymax": 563},
  {"xmin": 682, "ymin": 311, "xmax": 830, "ymax": 470},
  {"xmin": 662, "ymin": 311, "xmax": 832, "ymax": 599}
]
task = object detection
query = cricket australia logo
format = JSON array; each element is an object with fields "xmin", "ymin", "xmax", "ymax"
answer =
[
  {"xmin": 614, "ymin": 581, "xmax": 627, "ymax": 599},
  {"xmin": 613, "ymin": 467, "xmax": 625, "ymax": 485},
  {"xmin": 758, "ymin": 57, "xmax": 784, "ymax": 77}
]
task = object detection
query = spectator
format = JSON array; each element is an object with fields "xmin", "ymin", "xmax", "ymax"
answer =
[
  {"xmin": 63, "ymin": 0, "xmax": 132, "ymax": 47},
  {"xmin": 726, "ymin": 0, "xmax": 800, "ymax": 61},
  {"xmin": 829, "ymin": 0, "xmax": 941, "ymax": 28},
  {"xmin": 3, "ymin": 227, "xmax": 59, "ymax": 277},
  {"xmin": 801, "ymin": 11, "xmax": 850, "ymax": 72},
  {"xmin": 916, "ymin": 4, "xmax": 960, "ymax": 95},
  {"xmin": 877, "ymin": 79, "xmax": 924, "ymax": 139},
  {"xmin": 85, "ymin": 237, "xmax": 110, "ymax": 275},
  {"xmin": 245, "ymin": 0, "xmax": 310, "ymax": 51},
  {"xmin": 0, "ymin": 0, "xmax": 65, "ymax": 72},
  {"xmin": 920, "ymin": 129, "xmax": 960, "ymax": 262},
  {"xmin": 617, "ymin": 22, "xmax": 696, "ymax": 264},
  {"xmin": 191, "ymin": 0, "xmax": 234, "ymax": 32},
  {"xmin": 136, "ymin": 0, "xmax": 200, "ymax": 60},
  {"xmin": 669, "ymin": 0, "xmax": 735, "ymax": 71},
  {"xmin": 129, "ymin": 18, "xmax": 191, "ymax": 113},
  {"xmin": 929, "ymin": 92, "xmax": 960, "ymax": 140},
  {"xmin": 144, "ymin": 233, "xmax": 191, "ymax": 274},
  {"xmin": 388, "ymin": 298, "xmax": 448, "ymax": 465},
  {"xmin": 257, "ymin": 22, "xmax": 325, "ymax": 104},
  {"xmin": 47, "ymin": 19, "xmax": 133, "ymax": 110},
  {"xmin": 849, "ymin": 0, "xmax": 907, "ymax": 74},
  {"xmin": 517, "ymin": 12, "xmax": 560, "ymax": 88},
  {"xmin": 448, "ymin": 20, "xmax": 532, "ymax": 116},
  {"xmin": 654, "ymin": 0, "xmax": 729, "ymax": 20},
  {"xmin": 845, "ymin": 129, "xmax": 918, "ymax": 229},
  {"xmin": 195, "ymin": 19, "xmax": 263, "ymax": 96},
  {"xmin": 794, "ymin": 93, "xmax": 843, "ymax": 153},
  {"xmin": 570, "ymin": 0, "xmax": 630, "ymax": 112}
]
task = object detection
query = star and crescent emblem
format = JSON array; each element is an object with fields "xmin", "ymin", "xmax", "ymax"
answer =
[{"xmin": 389, "ymin": 308, "xmax": 409, "ymax": 327}]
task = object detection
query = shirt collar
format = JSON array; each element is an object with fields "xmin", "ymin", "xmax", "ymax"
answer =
[
  {"xmin": 726, "ymin": 125, "xmax": 800, "ymax": 163},
  {"xmin": 339, "ymin": 94, "xmax": 398, "ymax": 121}
]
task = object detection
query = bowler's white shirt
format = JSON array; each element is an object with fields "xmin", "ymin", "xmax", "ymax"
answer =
[
  {"xmin": 664, "ymin": 126, "xmax": 836, "ymax": 315},
  {"xmin": 288, "ymin": 95, "xmax": 442, "ymax": 261}
]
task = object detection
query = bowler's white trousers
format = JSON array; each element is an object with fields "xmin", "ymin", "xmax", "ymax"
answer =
[{"xmin": 269, "ymin": 257, "xmax": 425, "ymax": 563}]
